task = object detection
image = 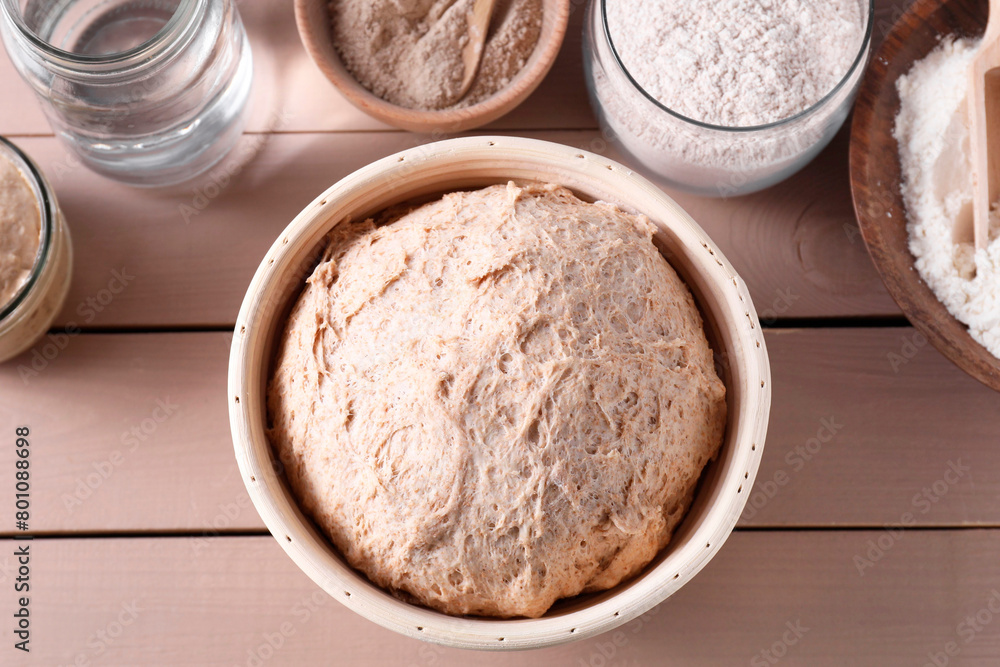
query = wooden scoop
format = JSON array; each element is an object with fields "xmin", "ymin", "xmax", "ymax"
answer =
[
  {"xmin": 457, "ymin": 0, "xmax": 498, "ymax": 101},
  {"xmin": 967, "ymin": 0, "xmax": 1000, "ymax": 251}
]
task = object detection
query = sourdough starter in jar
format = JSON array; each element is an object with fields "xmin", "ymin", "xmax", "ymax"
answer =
[
  {"xmin": 0, "ymin": 138, "xmax": 73, "ymax": 363},
  {"xmin": 0, "ymin": 150, "xmax": 40, "ymax": 308}
]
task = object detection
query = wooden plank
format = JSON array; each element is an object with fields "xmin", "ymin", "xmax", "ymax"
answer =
[
  {"xmin": 1, "ymin": 328, "xmax": 997, "ymax": 534},
  {"xmin": 0, "ymin": 0, "xmax": 594, "ymax": 137},
  {"xmin": 742, "ymin": 327, "xmax": 1000, "ymax": 528},
  {"xmin": 4, "ymin": 530, "xmax": 1000, "ymax": 664},
  {"xmin": 0, "ymin": 129, "xmax": 895, "ymax": 331},
  {"xmin": 0, "ymin": 333, "xmax": 248, "ymax": 535}
]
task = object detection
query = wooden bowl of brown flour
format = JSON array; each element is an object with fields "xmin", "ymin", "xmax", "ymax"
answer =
[{"xmin": 295, "ymin": 0, "xmax": 570, "ymax": 132}]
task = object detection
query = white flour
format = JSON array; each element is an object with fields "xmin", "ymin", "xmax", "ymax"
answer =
[
  {"xmin": 895, "ymin": 38, "xmax": 1000, "ymax": 359},
  {"xmin": 606, "ymin": 0, "xmax": 864, "ymax": 127},
  {"xmin": 591, "ymin": 0, "xmax": 867, "ymax": 195}
]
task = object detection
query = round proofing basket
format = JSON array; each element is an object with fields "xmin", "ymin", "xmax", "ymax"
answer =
[{"xmin": 229, "ymin": 136, "xmax": 771, "ymax": 650}]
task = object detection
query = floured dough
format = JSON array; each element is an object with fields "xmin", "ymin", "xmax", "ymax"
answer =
[{"xmin": 267, "ymin": 182, "xmax": 726, "ymax": 618}]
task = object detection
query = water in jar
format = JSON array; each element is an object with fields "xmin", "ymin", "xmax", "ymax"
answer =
[{"xmin": 2, "ymin": 0, "xmax": 253, "ymax": 186}]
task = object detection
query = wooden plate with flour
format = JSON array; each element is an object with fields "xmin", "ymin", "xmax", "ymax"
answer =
[{"xmin": 850, "ymin": 0, "xmax": 1000, "ymax": 392}]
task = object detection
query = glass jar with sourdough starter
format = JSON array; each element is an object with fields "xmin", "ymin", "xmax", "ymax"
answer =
[
  {"xmin": 0, "ymin": 0, "xmax": 253, "ymax": 187},
  {"xmin": 0, "ymin": 137, "xmax": 72, "ymax": 363}
]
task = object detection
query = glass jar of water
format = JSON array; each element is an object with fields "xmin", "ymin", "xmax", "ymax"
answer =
[{"xmin": 0, "ymin": 0, "xmax": 253, "ymax": 187}]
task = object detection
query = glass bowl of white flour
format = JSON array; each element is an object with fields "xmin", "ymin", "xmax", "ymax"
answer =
[{"xmin": 584, "ymin": 0, "xmax": 874, "ymax": 197}]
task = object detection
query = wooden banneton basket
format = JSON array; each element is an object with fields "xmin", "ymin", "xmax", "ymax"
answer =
[
  {"xmin": 294, "ymin": 0, "xmax": 570, "ymax": 133},
  {"xmin": 229, "ymin": 137, "xmax": 771, "ymax": 650},
  {"xmin": 849, "ymin": 0, "xmax": 1000, "ymax": 392}
]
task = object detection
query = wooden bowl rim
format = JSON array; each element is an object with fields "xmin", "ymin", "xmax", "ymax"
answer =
[
  {"xmin": 849, "ymin": 0, "xmax": 1000, "ymax": 392},
  {"xmin": 228, "ymin": 136, "xmax": 771, "ymax": 650},
  {"xmin": 293, "ymin": 0, "xmax": 571, "ymax": 133}
]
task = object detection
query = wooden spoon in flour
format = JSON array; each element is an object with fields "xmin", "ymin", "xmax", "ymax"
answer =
[
  {"xmin": 967, "ymin": 0, "xmax": 1000, "ymax": 251},
  {"xmin": 456, "ymin": 0, "xmax": 498, "ymax": 102}
]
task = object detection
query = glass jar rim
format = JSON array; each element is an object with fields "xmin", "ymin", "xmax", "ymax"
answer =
[
  {"xmin": 599, "ymin": 0, "xmax": 876, "ymax": 133},
  {"xmin": 0, "ymin": 0, "xmax": 200, "ymax": 70},
  {"xmin": 0, "ymin": 136, "xmax": 55, "ymax": 322}
]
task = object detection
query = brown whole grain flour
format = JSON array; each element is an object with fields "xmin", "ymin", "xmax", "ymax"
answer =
[{"xmin": 329, "ymin": 0, "xmax": 542, "ymax": 110}]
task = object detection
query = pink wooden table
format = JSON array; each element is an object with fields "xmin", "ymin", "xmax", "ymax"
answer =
[{"xmin": 2, "ymin": 1, "xmax": 1000, "ymax": 664}]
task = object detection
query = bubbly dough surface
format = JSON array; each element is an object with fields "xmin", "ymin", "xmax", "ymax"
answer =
[
  {"xmin": 0, "ymin": 152, "xmax": 41, "ymax": 308},
  {"xmin": 267, "ymin": 182, "xmax": 726, "ymax": 618}
]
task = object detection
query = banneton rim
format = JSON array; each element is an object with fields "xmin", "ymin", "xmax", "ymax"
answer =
[
  {"xmin": 599, "ymin": 0, "xmax": 876, "ymax": 132},
  {"xmin": 229, "ymin": 136, "xmax": 771, "ymax": 650}
]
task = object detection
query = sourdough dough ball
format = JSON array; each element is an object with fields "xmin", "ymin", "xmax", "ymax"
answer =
[{"xmin": 267, "ymin": 182, "xmax": 726, "ymax": 618}]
